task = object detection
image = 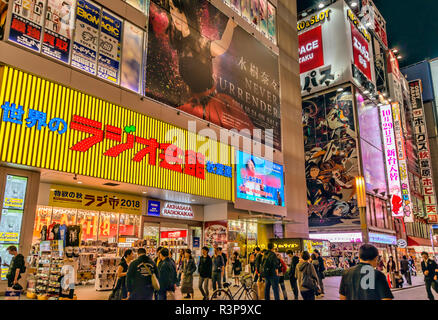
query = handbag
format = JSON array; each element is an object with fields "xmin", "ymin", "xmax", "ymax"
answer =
[
  {"xmin": 257, "ymin": 279, "xmax": 265, "ymax": 300},
  {"xmin": 302, "ymin": 263, "xmax": 319, "ymax": 292}
]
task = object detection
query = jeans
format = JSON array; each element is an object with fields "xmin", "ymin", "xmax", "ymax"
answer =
[
  {"xmin": 317, "ymin": 273, "xmax": 325, "ymax": 294},
  {"xmin": 402, "ymin": 271, "xmax": 412, "ymax": 285},
  {"xmin": 199, "ymin": 277, "xmax": 210, "ymax": 299},
  {"xmin": 289, "ymin": 277, "xmax": 299, "ymax": 300},
  {"xmin": 425, "ymin": 278, "xmax": 438, "ymax": 300},
  {"xmin": 278, "ymin": 276, "xmax": 288, "ymax": 300},
  {"xmin": 264, "ymin": 275, "xmax": 280, "ymax": 300},
  {"xmin": 223, "ymin": 269, "xmax": 227, "ymax": 284},
  {"xmin": 212, "ymin": 272, "xmax": 222, "ymax": 291},
  {"xmin": 129, "ymin": 285, "xmax": 154, "ymax": 300},
  {"xmin": 301, "ymin": 289, "xmax": 315, "ymax": 300}
]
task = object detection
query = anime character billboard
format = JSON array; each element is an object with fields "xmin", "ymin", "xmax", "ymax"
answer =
[
  {"xmin": 303, "ymin": 88, "xmax": 360, "ymax": 228},
  {"xmin": 145, "ymin": 0, "xmax": 281, "ymax": 150}
]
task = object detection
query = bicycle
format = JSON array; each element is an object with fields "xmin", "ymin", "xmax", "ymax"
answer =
[{"xmin": 210, "ymin": 273, "xmax": 258, "ymax": 300}]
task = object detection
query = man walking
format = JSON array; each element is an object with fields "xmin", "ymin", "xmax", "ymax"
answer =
[
  {"xmin": 420, "ymin": 251, "xmax": 438, "ymax": 300},
  {"xmin": 5, "ymin": 246, "xmax": 25, "ymax": 289},
  {"xmin": 313, "ymin": 249, "xmax": 325, "ymax": 296},
  {"xmin": 157, "ymin": 248, "xmax": 177, "ymax": 300},
  {"xmin": 261, "ymin": 243, "xmax": 280, "ymax": 300},
  {"xmin": 198, "ymin": 246, "xmax": 212, "ymax": 300},
  {"xmin": 400, "ymin": 255, "xmax": 412, "ymax": 285},
  {"xmin": 253, "ymin": 247, "xmax": 262, "ymax": 283},
  {"xmin": 126, "ymin": 248, "xmax": 158, "ymax": 300},
  {"xmin": 339, "ymin": 244, "xmax": 393, "ymax": 300},
  {"xmin": 212, "ymin": 247, "xmax": 224, "ymax": 292},
  {"xmin": 219, "ymin": 247, "xmax": 228, "ymax": 284}
]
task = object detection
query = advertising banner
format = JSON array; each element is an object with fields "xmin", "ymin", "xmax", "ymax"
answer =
[
  {"xmin": 350, "ymin": 23, "xmax": 372, "ymax": 82},
  {"xmin": 9, "ymin": 0, "xmax": 46, "ymax": 52},
  {"xmin": 303, "ymin": 88, "xmax": 360, "ymax": 228},
  {"xmin": 380, "ymin": 104, "xmax": 403, "ymax": 218},
  {"xmin": 121, "ymin": 21, "xmax": 143, "ymax": 93},
  {"xmin": 250, "ymin": 0, "xmax": 259, "ymax": 29},
  {"xmin": 147, "ymin": 200, "xmax": 161, "ymax": 217},
  {"xmin": 0, "ymin": 209, "xmax": 23, "ymax": 243},
  {"xmin": 258, "ymin": 0, "xmax": 268, "ymax": 37},
  {"xmin": 42, "ymin": 0, "xmax": 76, "ymax": 63},
  {"xmin": 146, "ymin": 0, "xmax": 281, "ymax": 150},
  {"xmin": 161, "ymin": 202, "xmax": 194, "ymax": 219},
  {"xmin": 204, "ymin": 221, "xmax": 227, "ymax": 248},
  {"xmin": 392, "ymin": 102, "xmax": 414, "ymax": 222},
  {"xmin": 71, "ymin": 0, "xmax": 101, "ymax": 75},
  {"xmin": 3, "ymin": 175, "xmax": 28, "ymax": 210},
  {"xmin": 235, "ymin": 150, "xmax": 285, "ymax": 206},
  {"xmin": 409, "ymin": 80, "xmax": 438, "ymax": 223},
  {"xmin": 299, "ymin": 25, "xmax": 324, "ymax": 74},
  {"xmin": 230, "ymin": 0, "xmax": 241, "ymax": 15},
  {"xmin": 0, "ymin": 66, "xmax": 234, "ymax": 201},
  {"xmin": 267, "ymin": 1, "xmax": 276, "ymax": 45},
  {"xmin": 241, "ymin": 0, "xmax": 251, "ymax": 24},
  {"xmin": 126, "ymin": 0, "xmax": 147, "ymax": 13},
  {"xmin": 97, "ymin": 9, "xmax": 122, "ymax": 84},
  {"xmin": 361, "ymin": 0, "xmax": 388, "ymax": 48}
]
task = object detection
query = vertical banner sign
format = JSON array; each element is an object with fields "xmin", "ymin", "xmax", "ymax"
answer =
[
  {"xmin": 409, "ymin": 80, "xmax": 438, "ymax": 223},
  {"xmin": 9, "ymin": 0, "xmax": 46, "ymax": 52},
  {"xmin": 392, "ymin": 102, "xmax": 414, "ymax": 222},
  {"xmin": 350, "ymin": 23, "xmax": 372, "ymax": 82},
  {"xmin": 361, "ymin": 0, "xmax": 388, "ymax": 48},
  {"xmin": 230, "ymin": 0, "xmax": 241, "ymax": 15},
  {"xmin": 250, "ymin": 0, "xmax": 259, "ymax": 30},
  {"xmin": 121, "ymin": 21, "xmax": 143, "ymax": 93},
  {"xmin": 42, "ymin": 0, "xmax": 76, "ymax": 63},
  {"xmin": 380, "ymin": 104, "xmax": 404, "ymax": 218},
  {"xmin": 97, "ymin": 9, "xmax": 122, "ymax": 84},
  {"xmin": 267, "ymin": 2, "xmax": 277, "ymax": 45},
  {"xmin": 258, "ymin": 0, "xmax": 268, "ymax": 37},
  {"xmin": 298, "ymin": 26, "xmax": 324, "ymax": 74},
  {"xmin": 71, "ymin": 0, "xmax": 101, "ymax": 75},
  {"xmin": 241, "ymin": 0, "xmax": 251, "ymax": 23}
]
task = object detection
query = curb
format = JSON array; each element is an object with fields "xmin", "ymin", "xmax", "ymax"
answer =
[{"xmin": 391, "ymin": 284, "xmax": 425, "ymax": 292}]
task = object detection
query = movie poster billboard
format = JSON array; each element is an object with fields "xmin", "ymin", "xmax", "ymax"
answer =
[
  {"xmin": 121, "ymin": 21, "xmax": 143, "ymax": 93},
  {"xmin": 235, "ymin": 150, "xmax": 285, "ymax": 206},
  {"xmin": 303, "ymin": 88, "xmax": 360, "ymax": 228},
  {"xmin": 42, "ymin": 0, "xmax": 76, "ymax": 63},
  {"xmin": 9, "ymin": 0, "xmax": 46, "ymax": 52},
  {"xmin": 250, "ymin": 0, "xmax": 259, "ymax": 29},
  {"xmin": 230, "ymin": 0, "xmax": 241, "ymax": 15},
  {"xmin": 258, "ymin": 0, "xmax": 268, "ymax": 37},
  {"xmin": 97, "ymin": 9, "xmax": 122, "ymax": 84},
  {"xmin": 71, "ymin": 0, "xmax": 101, "ymax": 75},
  {"xmin": 126, "ymin": 0, "xmax": 147, "ymax": 13},
  {"xmin": 267, "ymin": 2, "xmax": 276, "ymax": 45},
  {"xmin": 145, "ymin": 0, "xmax": 281, "ymax": 150},
  {"xmin": 241, "ymin": 0, "xmax": 251, "ymax": 23}
]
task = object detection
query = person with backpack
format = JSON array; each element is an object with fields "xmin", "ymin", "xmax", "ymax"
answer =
[
  {"xmin": 181, "ymin": 249, "xmax": 197, "ymax": 299},
  {"xmin": 295, "ymin": 251, "xmax": 320, "ymax": 300},
  {"xmin": 261, "ymin": 243, "xmax": 280, "ymax": 300},
  {"xmin": 276, "ymin": 251, "xmax": 288, "ymax": 300},
  {"xmin": 5, "ymin": 245, "xmax": 25, "ymax": 290},
  {"xmin": 231, "ymin": 251, "xmax": 242, "ymax": 287},
  {"xmin": 157, "ymin": 248, "xmax": 178, "ymax": 300},
  {"xmin": 126, "ymin": 248, "xmax": 158, "ymax": 300},
  {"xmin": 287, "ymin": 251, "xmax": 300, "ymax": 300}
]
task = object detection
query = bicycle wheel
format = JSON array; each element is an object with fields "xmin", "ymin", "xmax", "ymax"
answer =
[
  {"xmin": 210, "ymin": 289, "xmax": 233, "ymax": 300},
  {"xmin": 243, "ymin": 288, "xmax": 258, "ymax": 300}
]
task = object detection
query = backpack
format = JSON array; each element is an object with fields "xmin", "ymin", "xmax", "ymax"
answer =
[{"xmin": 260, "ymin": 252, "xmax": 277, "ymax": 277}]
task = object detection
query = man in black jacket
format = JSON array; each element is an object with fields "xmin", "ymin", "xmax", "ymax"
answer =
[
  {"xmin": 313, "ymin": 249, "xmax": 325, "ymax": 296},
  {"xmin": 126, "ymin": 248, "xmax": 158, "ymax": 300},
  {"xmin": 198, "ymin": 246, "xmax": 212, "ymax": 300},
  {"xmin": 421, "ymin": 251, "xmax": 438, "ymax": 300},
  {"xmin": 253, "ymin": 247, "xmax": 262, "ymax": 282},
  {"xmin": 261, "ymin": 243, "xmax": 280, "ymax": 300},
  {"xmin": 157, "ymin": 248, "xmax": 177, "ymax": 300},
  {"xmin": 400, "ymin": 255, "xmax": 412, "ymax": 285},
  {"xmin": 5, "ymin": 246, "xmax": 25, "ymax": 288}
]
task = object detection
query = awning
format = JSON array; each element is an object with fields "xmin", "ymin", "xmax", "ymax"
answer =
[{"xmin": 407, "ymin": 236, "xmax": 438, "ymax": 247}]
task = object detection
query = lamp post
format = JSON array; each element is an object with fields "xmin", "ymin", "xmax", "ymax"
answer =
[{"xmin": 356, "ymin": 176, "xmax": 369, "ymax": 243}]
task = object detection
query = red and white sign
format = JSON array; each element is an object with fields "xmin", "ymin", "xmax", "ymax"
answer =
[
  {"xmin": 161, "ymin": 202, "xmax": 194, "ymax": 219},
  {"xmin": 351, "ymin": 23, "xmax": 372, "ymax": 81},
  {"xmin": 299, "ymin": 26, "xmax": 324, "ymax": 74},
  {"xmin": 361, "ymin": 0, "xmax": 388, "ymax": 48},
  {"xmin": 161, "ymin": 230, "xmax": 187, "ymax": 239}
]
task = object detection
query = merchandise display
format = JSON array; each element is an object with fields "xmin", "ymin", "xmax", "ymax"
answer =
[{"xmin": 94, "ymin": 257, "xmax": 120, "ymax": 291}]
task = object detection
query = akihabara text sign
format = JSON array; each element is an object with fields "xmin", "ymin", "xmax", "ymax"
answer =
[
  {"xmin": 409, "ymin": 80, "xmax": 438, "ymax": 223},
  {"xmin": 380, "ymin": 104, "xmax": 403, "ymax": 218},
  {"xmin": 162, "ymin": 202, "xmax": 194, "ymax": 219},
  {"xmin": 298, "ymin": 1, "xmax": 351, "ymax": 96},
  {"xmin": 392, "ymin": 102, "xmax": 414, "ymax": 222}
]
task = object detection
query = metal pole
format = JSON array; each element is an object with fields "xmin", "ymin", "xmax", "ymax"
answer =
[{"xmin": 360, "ymin": 207, "xmax": 369, "ymax": 243}]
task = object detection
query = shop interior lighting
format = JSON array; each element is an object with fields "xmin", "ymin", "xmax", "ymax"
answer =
[
  {"xmin": 318, "ymin": 3, "xmax": 325, "ymax": 9},
  {"xmin": 392, "ymin": 49, "xmax": 399, "ymax": 54},
  {"xmin": 350, "ymin": 1, "xmax": 358, "ymax": 7},
  {"xmin": 337, "ymin": 87, "xmax": 344, "ymax": 92}
]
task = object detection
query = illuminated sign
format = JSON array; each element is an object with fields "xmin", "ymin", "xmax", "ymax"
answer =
[
  {"xmin": 409, "ymin": 80, "xmax": 438, "ymax": 223},
  {"xmin": 347, "ymin": 9, "xmax": 371, "ymax": 42},
  {"xmin": 369, "ymin": 232, "xmax": 397, "ymax": 245},
  {"xmin": 147, "ymin": 200, "xmax": 161, "ymax": 217},
  {"xmin": 297, "ymin": 9, "xmax": 332, "ymax": 32},
  {"xmin": 310, "ymin": 232, "xmax": 362, "ymax": 243},
  {"xmin": 351, "ymin": 23, "xmax": 372, "ymax": 81},
  {"xmin": 269, "ymin": 238, "xmax": 301, "ymax": 252},
  {"xmin": 391, "ymin": 102, "xmax": 413, "ymax": 222},
  {"xmin": 161, "ymin": 230, "xmax": 187, "ymax": 239},
  {"xmin": 380, "ymin": 104, "xmax": 403, "ymax": 218},
  {"xmin": 0, "ymin": 66, "xmax": 233, "ymax": 201},
  {"xmin": 299, "ymin": 26, "xmax": 324, "ymax": 74},
  {"xmin": 161, "ymin": 203, "xmax": 194, "ymax": 220}
]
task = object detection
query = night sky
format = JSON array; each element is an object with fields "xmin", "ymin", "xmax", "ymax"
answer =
[{"xmin": 297, "ymin": 0, "xmax": 438, "ymax": 67}]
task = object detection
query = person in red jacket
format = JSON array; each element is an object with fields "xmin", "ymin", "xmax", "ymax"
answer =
[{"xmin": 276, "ymin": 252, "xmax": 288, "ymax": 300}]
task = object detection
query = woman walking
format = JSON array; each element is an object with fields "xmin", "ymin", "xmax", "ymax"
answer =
[
  {"xmin": 181, "ymin": 249, "xmax": 197, "ymax": 299},
  {"xmin": 231, "ymin": 252, "xmax": 242, "ymax": 287},
  {"xmin": 387, "ymin": 256, "xmax": 397, "ymax": 288},
  {"xmin": 176, "ymin": 248, "xmax": 185, "ymax": 286},
  {"xmin": 115, "ymin": 249, "xmax": 134, "ymax": 300},
  {"xmin": 295, "ymin": 251, "xmax": 320, "ymax": 300}
]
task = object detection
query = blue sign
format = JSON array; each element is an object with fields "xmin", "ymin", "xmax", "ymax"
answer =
[
  {"xmin": 147, "ymin": 200, "xmax": 161, "ymax": 217},
  {"xmin": 206, "ymin": 161, "xmax": 232, "ymax": 178},
  {"xmin": 369, "ymin": 232, "xmax": 397, "ymax": 245},
  {"xmin": 193, "ymin": 237, "xmax": 200, "ymax": 248}
]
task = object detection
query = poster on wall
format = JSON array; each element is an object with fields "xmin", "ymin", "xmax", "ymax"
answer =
[
  {"xmin": 121, "ymin": 21, "xmax": 143, "ymax": 93},
  {"xmin": 71, "ymin": 0, "xmax": 101, "ymax": 75},
  {"xmin": 126, "ymin": 0, "xmax": 147, "ymax": 13},
  {"xmin": 230, "ymin": 0, "xmax": 241, "ymax": 15},
  {"xmin": 204, "ymin": 221, "xmax": 227, "ymax": 248},
  {"xmin": 250, "ymin": 0, "xmax": 259, "ymax": 29},
  {"xmin": 0, "ymin": 209, "xmax": 23, "ymax": 243},
  {"xmin": 3, "ymin": 175, "xmax": 28, "ymax": 210},
  {"xmin": 267, "ymin": 2, "xmax": 276, "ymax": 44},
  {"xmin": 379, "ymin": 104, "xmax": 403, "ymax": 218},
  {"xmin": 235, "ymin": 150, "xmax": 285, "ymax": 206},
  {"xmin": 97, "ymin": 9, "xmax": 122, "ymax": 84},
  {"xmin": 42, "ymin": 0, "xmax": 76, "ymax": 63},
  {"xmin": 303, "ymin": 88, "xmax": 360, "ymax": 228},
  {"xmin": 241, "ymin": 0, "xmax": 251, "ymax": 23},
  {"xmin": 146, "ymin": 0, "xmax": 281, "ymax": 150},
  {"xmin": 9, "ymin": 0, "xmax": 46, "ymax": 52},
  {"xmin": 258, "ymin": 0, "xmax": 268, "ymax": 37},
  {"xmin": 0, "ymin": 244, "xmax": 13, "ymax": 280}
]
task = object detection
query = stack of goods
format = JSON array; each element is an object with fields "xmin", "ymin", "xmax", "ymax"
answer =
[{"xmin": 94, "ymin": 257, "xmax": 120, "ymax": 291}]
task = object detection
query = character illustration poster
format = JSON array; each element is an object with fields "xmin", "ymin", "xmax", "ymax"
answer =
[
  {"xmin": 250, "ymin": 0, "xmax": 259, "ymax": 29},
  {"xmin": 303, "ymin": 88, "xmax": 360, "ymax": 228},
  {"xmin": 241, "ymin": 0, "xmax": 251, "ymax": 23},
  {"xmin": 230, "ymin": 0, "xmax": 241, "ymax": 15},
  {"xmin": 258, "ymin": 0, "xmax": 268, "ymax": 37},
  {"xmin": 145, "ymin": 0, "xmax": 281, "ymax": 150}
]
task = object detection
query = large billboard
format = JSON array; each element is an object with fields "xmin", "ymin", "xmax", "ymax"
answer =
[
  {"xmin": 303, "ymin": 87, "xmax": 360, "ymax": 228},
  {"xmin": 145, "ymin": 0, "xmax": 281, "ymax": 150}
]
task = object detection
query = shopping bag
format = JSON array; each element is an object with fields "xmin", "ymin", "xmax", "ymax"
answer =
[
  {"xmin": 257, "ymin": 279, "xmax": 265, "ymax": 300},
  {"xmin": 387, "ymin": 274, "xmax": 392, "ymax": 289},
  {"xmin": 5, "ymin": 288, "xmax": 21, "ymax": 300}
]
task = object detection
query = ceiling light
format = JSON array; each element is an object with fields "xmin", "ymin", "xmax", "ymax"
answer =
[
  {"xmin": 337, "ymin": 87, "xmax": 344, "ymax": 92},
  {"xmin": 142, "ymin": 191, "xmax": 147, "ymax": 194},
  {"xmin": 397, "ymin": 56, "xmax": 403, "ymax": 60},
  {"xmin": 77, "ymin": 181, "xmax": 82, "ymax": 184},
  {"xmin": 393, "ymin": 49, "xmax": 398, "ymax": 54},
  {"xmin": 363, "ymin": 90, "xmax": 369, "ymax": 94},
  {"xmin": 318, "ymin": 3, "xmax": 325, "ymax": 9},
  {"xmin": 350, "ymin": 1, "xmax": 357, "ymax": 7}
]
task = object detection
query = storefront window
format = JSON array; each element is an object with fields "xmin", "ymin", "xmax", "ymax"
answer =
[
  {"xmin": 143, "ymin": 224, "xmax": 159, "ymax": 256},
  {"xmin": 160, "ymin": 228, "xmax": 188, "ymax": 261},
  {"xmin": 98, "ymin": 212, "xmax": 118, "ymax": 243},
  {"xmin": 119, "ymin": 214, "xmax": 140, "ymax": 238},
  {"xmin": 228, "ymin": 220, "xmax": 247, "ymax": 258},
  {"xmin": 77, "ymin": 209, "xmax": 99, "ymax": 243},
  {"xmin": 33, "ymin": 206, "xmax": 52, "ymax": 243},
  {"xmin": 51, "ymin": 207, "xmax": 77, "ymax": 226}
]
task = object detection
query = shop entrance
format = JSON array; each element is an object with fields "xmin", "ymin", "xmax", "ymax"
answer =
[{"xmin": 160, "ymin": 224, "xmax": 189, "ymax": 262}]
